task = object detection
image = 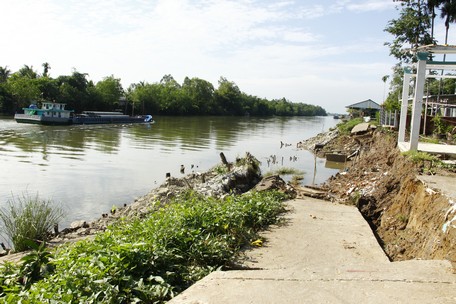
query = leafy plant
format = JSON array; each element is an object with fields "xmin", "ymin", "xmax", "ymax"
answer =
[
  {"xmin": 431, "ymin": 114, "xmax": 448, "ymax": 135},
  {"xmin": 19, "ymin": 241, "xmax": 54, "ymax": 289},
  {"xmin": 0, "ymin": 190, "xmax": 287, "ymax": 303},
  {"xmin": 0, "ymin": 193, "xmax": 65, "ymax": 252}
]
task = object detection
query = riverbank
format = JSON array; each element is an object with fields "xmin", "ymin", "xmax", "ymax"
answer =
[
  {"xmin": 2, "ymin": 124, "xmax": 456, "ymax": 302},
  {"xmin": 0, "ymin": 153, "xmax": 298, "ymax": 302},
  {"xmin": 303, "ymin": 126, "xmax": 456, "ymax": 263}
]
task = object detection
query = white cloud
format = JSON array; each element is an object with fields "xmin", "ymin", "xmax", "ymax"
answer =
[
  {"xmin": 295, "ymin": 4, "xmax": 326, "ymax": 19},
  {"xmin": 345, "ymin": 1, "xmax": 397, "ymax": 12}
]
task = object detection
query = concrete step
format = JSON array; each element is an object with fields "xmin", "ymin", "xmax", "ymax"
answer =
[{"xmin": 169, "ymin": 198, "xmax": 456, "ymax": 304}]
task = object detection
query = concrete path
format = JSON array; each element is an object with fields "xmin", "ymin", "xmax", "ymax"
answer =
[
  {"xmin": 169, "ymin": 198, "xmax": 456, "ymax": 304},
  {"xmin": 398, "ymin": 141, "xmax": 456, "ymax": 155}
]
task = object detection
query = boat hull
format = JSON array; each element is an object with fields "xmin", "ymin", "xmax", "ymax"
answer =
[
  {"xmin": 72, "ymin": 116, "xmax": 147, "ymax": 125},
  {"xmin": 15, "ymin": 112, "xmax": 153, "ymax": 126},
  {"xmin": 14, "ymin": 114, "xmax": 72, "ymax": 125}
]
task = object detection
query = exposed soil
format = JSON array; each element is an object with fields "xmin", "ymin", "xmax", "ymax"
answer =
[{"xmin": 310, "ymin": 128, "xmax": 456, "ymax": 263}]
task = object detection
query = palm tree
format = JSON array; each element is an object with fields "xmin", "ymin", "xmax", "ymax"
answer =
[
  {"xmin": 440, "ymin": 0, "xmax": 456, "ymax": 46},
  {"xmin": 0, "ymin": 66, "xmax": 10, "ymax": 83},
  {"xmin": 18, "ymin": 65, "xmax": 37, "ymax": 79},
  {"xmin": 427, "ymin": 0, "xmax": 445, "ymax": 43},
  {"xmin": 382, "ymin": 75, "xmax": 390, "ymax": 102},
  {"xmin": 437, "ymin": 0, "xmax": 456, "ymax": 97},
  {"xmin": 42, "ymin": 62, "xmax": 51, "ymax": 77}
]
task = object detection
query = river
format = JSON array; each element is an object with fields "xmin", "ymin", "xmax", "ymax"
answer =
[{"xmin": 0, "ymin": 115, "xmax": 339, "ymax": 230}]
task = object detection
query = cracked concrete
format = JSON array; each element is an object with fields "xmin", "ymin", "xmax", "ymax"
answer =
[{"xmin": 169, "ymin": 198, "xmax": 456, "ymax": 304}]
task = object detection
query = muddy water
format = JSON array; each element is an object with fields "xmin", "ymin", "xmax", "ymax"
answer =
[{"xmin": 0, "ymin": 115, "xmax": 339, "ymax": 229}]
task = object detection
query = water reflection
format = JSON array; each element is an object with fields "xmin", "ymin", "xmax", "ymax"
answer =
[{"xmin": 0, "ymin": 116, "xmax": 339, "ymax": 229}]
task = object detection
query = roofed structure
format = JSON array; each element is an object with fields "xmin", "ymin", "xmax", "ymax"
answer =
[{"xmin": 346, "ymin": 99, "xmax": 381, "ymax": 110}]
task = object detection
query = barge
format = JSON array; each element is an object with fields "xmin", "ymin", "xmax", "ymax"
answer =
[{"xmin": 15, "ymin": 103, "xmax": 153, "ymax": 125}]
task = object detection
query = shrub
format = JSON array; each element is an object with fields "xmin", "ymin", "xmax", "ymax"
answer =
[
  {"xmin": 337, "ymin": 118, "xmax": 364, "ymax": 134},
  {"xmin": 0, "ymin": 193, "xmax": 65, "ymax": 252}
]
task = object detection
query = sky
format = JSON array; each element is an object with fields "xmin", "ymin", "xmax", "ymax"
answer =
[{"xmin": 0, "ymin": 0, "xmax": 451, "ymax": 113}]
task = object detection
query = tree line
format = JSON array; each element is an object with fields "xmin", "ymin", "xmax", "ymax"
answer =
[
  {"xmin": 383, "ymin": 0, "xmax": 456, "ymax": 111},
  {"xmin": 0, "ymin": 64, "xmax": 326, "ymax": 117}
]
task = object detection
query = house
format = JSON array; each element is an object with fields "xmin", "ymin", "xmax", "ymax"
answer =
[{"xmin": 346, "ymin": 99, "xmax": 381, "ymax": 117}]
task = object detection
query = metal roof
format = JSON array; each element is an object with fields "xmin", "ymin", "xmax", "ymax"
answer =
[{"xmin": 346, "ymin": 99, "xmax": 381, "ymax": 110}]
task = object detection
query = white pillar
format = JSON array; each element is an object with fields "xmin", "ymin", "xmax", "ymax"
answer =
[
  {"xmin": 398, "ymin": 67, "xmax": 412, "ymax": 142},
  {"xmin": 409, "ymin": 52, "xmax": 428, "ymax": 151}
]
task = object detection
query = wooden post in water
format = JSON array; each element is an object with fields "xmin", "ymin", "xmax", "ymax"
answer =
[{"xmin": 220, "ymin": 152, "xmax": 231, "ymax": 170}]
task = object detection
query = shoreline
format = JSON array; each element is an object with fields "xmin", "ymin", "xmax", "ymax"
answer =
[
  {"xmin": 1, "ymin": 152, "xmax": 293, "ymax": 260},
  {"xmin": 3, "ymin": 125, "xmax": 456, "ymax": 265},
  {"xmin": 2, "ymin": 125, "xmax": 456, "ymax": 302}
]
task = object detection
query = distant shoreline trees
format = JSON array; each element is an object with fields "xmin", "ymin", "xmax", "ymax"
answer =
[{"xmin": 0, "ymin": 65, "xmax": 326, "ymax": 117}]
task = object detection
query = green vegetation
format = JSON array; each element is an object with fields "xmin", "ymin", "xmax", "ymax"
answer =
[
  {"xmin": 290, "ymin": 174, "xmax": 304, "ymax": 186},
  {"xmin": 337, "ymin": 118, "xmax": 364, "ymax": 134},
  {"xmin": 397, "ymin": 214, "xmax": 409, "ymax": 224},
  {"xmin": 383, "ymin": 1, "xmax": 456, "ymax": 111},
  {"xmin": 402, "ymin": 150, "xmax": 441, "ymax": 174},
  {"xmin": 266, "ymin": 167, "xmax": 303, "ymax": 176},
  {"xmin": 431, "ymin": 114, "xmax": 451, "ymax": 135},
  {"xmin": 0, "ymin": 190, "xmax": 287, "ymax": 303},
  {"xmin": 420, "ymin": 137, "xmax": 440, "ymax": 144},
  {"xmin": 402, "ymin": 150, "xmax": 440, "ymax": 164},
  {"xmin": 0, "ymin": 65, "xmax": 326, "ymax": 117},
  {"xmin": 0, "ymin": 193, "xmax": 65, "ymax": 252},
  {"xmin": 350, "ymin": 190, "xmax": 362, "ymax": 206},
  {"xmin": 264, "ymin": 168, "xmax": 304, "ymax": 186}
]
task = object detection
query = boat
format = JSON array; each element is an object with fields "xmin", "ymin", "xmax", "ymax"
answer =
[
  {"xmin": 15, "ymin": 102, "xmax": 154, "ymax": 125},
  {"xmin": 14, "ymin": 102, "xmax": 74, "ymax": 125},
  {"xmin": 72, "ymin": 111, "xmax": 154, "ymax": 125}
]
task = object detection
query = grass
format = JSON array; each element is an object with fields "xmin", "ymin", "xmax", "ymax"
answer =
[
  {"xmin": 264, "ymin": 167, "xmax": 304, "ymax": 177},
  {"xmin": 0, "ymin": 190, "xmax": 287, "ymax": 303},
  {"xmin": 0, "ymin": 193, "xmax": 65, "ymax": 252},
  {"xmin": 397, "ymin": 214, "xmax": 408, "ymax": 224},
  {"xmin": 337, "ymin": 118, "xmax": 364, "ymax": 134},
  {"xmin": 290, "ymin": 174, "xmax": 304, "ymax": 186},
  {"xmin": 420, "ymin": 137, "xmax": 440, "ymax": 144},
  {"xmin": 264, "ymin": 168, "xmax": 305, "ymax": 186},
  {"xmin": 402, "ymin": 150, "xmax": 440, "ymax": 164}
]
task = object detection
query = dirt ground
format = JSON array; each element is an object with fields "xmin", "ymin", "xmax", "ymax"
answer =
[{"xmin": 315, "ymin": 128, "xmax": 456, "ymax": 263}]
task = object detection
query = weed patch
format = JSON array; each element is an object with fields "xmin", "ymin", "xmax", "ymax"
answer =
[{"xmin": 0, "ymin": 193, "xmax": 65, "ymax": 252}]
